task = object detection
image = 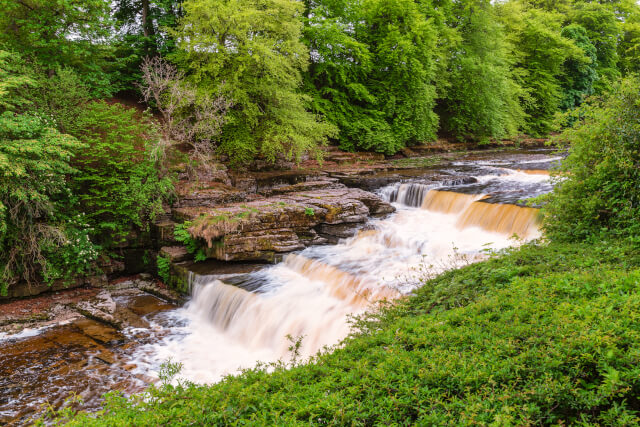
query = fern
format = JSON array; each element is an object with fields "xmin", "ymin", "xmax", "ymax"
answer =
[
  {"xmin": 157, "ymin": 254, "xmax": 171, "ymax": 283},
  {"xmin": 174, "ymin": 221, "xmax": 207, "ymax": 262}
]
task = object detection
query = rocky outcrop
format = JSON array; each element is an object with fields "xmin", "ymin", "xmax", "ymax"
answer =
[{"xmin": 172, "ymin": 185, "xmax": 394, "ymax": 262}]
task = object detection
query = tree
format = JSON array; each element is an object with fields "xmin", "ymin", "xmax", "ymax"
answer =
[
  {"xmin": 0, "ymin": 0, "xmax": 114, "ymax": 95},
  {"xmin": 617, "ymin": 0, "xmax": 640, "ymax": 75},
  {"xmin": 497, "ymin": 3, "xmax": 583, "ymax": 135},
  {"xmin": 436, "ymin": 0, "xmax": 524, "ymax": 141},
  {"xmin": 139, "ymin": 56, "xmax": 232, "ymax": 174},
  {"xmin": 570, "ymin": 2, "xmax": 621, "ymax": 93},
  {"xmin": 175, "ymin": 0, "xmax": 336, "ymax": 165},
  {"xmin": 112, "ymin": 0, "xmax": 184, "ymax": 91},
  {"xmin": 558, "ymin": 24, "xmax": 598, "ymax": 110},
  {"xmin": 303, "ymin": 0, "xmax": 438, "ymax": 154},
  {"xmin": 68, "ymin": 101, "xmax": 174, "ymax": 243},
  {"xmin": 542, "ymin": 76, "xmax": 640, "ymax": 241},
  {"xmin": 0, "ymin": 51, "xmax": 88, "ymax": 293}
]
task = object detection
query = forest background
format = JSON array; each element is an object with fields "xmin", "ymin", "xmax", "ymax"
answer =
[{"xmin": 1, "ymin": 0, "xmax": 640, "ymax": 294}]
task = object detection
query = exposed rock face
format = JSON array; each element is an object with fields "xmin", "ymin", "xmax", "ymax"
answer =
[{"xmin": 172, "ymin": 185, "xmax": 394, "ymax": 262}]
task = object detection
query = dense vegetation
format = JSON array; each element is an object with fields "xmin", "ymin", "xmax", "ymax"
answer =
[
  {"xmin": 2, "ymin": 0, "xmax": 640, "ymax": 293},
  {"xmin": 2, "ymin": 0, "xmax": 640, "ymax": 157},
  {"xmin": 0, "ymin": 51, "xmax": 173, "ymax": 294},
  {"xmin": 2, "ymin": 0, "xmax": 640, "ymax": 421},
  {"xmin": 52, "ymin": 62, "xmax": 640, "ymax": 424}
]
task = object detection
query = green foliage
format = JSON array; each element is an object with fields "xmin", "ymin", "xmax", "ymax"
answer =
[
  {"xmin": 0, "ymin": 50, "xmax": 33, "ymax": 111},
  {"xmin": 542, "ymin": 75, "xmax": 640, "ymax": 241},
  {"xmin": 112, "ymin": 0, "xmax": 183, "ymax": 91},
  {"xmin": 303, "ymin": 0, "xmax": 438, "ymax": 154},
  {"xmin": 174, "ymin": 221, "xmax": 206, "ymax": 262},
  {"xmin": 437, "ymin": 0, "xmax": 524, "ymax": 141},
  {"xmin": 68, "ymin": 101, "xmax": 174, "ymax": 244},
  {"xmin": 498, "ymin": 3, "xmax": 584, "ymax": 136},
  {"xmin": 156, "ymin": 254, "xmax": 171, "ymax": 283},
  {"xmin": 18, "ymin": 66, "xmax": 92, "ymax": 134},
  {"xmin": 618, "ymin": 2, "xmax": 640, "ymax": 75},
  {"xmin": 304, "ymin": 207, "xmax": 314, "ymax": 216},
  {"xmin": 62, "ymin": 239, "xmax": 640, "ymax": 425},
  {"xmin": 0, "ymin": 110, "xmax": 85, "ymax": 294},
  {"xmin": 570, "ymin": 2, "xmax": 621, "ymax": 94},
  {"xmin": 558, "ymin": 24, "xmax": 598, "ymax": 111},
  {"xmin": 175, "ymin": 0, "xmax": 336, "ymax": 165},
  {"xmin": 0, "ymin": 0, "xmax": 116, "ymax": 96}
]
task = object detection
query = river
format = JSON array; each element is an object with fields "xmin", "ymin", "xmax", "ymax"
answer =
[{"xmin": 0, "ymin": 149, "xmax": 560, "ymax": 424}]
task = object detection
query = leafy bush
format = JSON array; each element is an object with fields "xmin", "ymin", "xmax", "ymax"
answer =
[
  {"xmin": 20, "ymin": 66, "xmax": 92, "ymax": 134},
  {"xmin": 60, "ymin": 239, "xmax": 640, "ymax": 425},
  {"xmin": 176, "ymin": 0, "xmax": 336, "ymax": 165},
  {"xmin": 174, "ymin": 221, "xmax": 206, "ymax": 262},
  {"xmin": 69, "ymin": 100, "xmax": 174, "ymax": 244},
  {"xmin": 156, "ymin": 254, "xmax": 171, "ymax": 283},
  {"xmin": 437, "ymin": 0, "xmax": 524, "ymax": 141},
  {"xmin": 542, "ymin": 76, "xmax": 640, "ymax": 241},
  {"xmin": 303, "ymin": 0, "xmax": 438, "ymax": 154},
  {"xmin": 0, "ymin": 111, "xmax": 84, "ymax": 294}
]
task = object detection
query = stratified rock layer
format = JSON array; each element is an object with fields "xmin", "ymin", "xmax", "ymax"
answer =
[{"xmin": 172, "ymin": 182, "xmax": 394, "ymax": 262}]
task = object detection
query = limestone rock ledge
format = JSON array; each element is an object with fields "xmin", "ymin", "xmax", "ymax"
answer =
[{"xmin": 172, "ymin": 186, "xmax": 395, "ymax": 262}]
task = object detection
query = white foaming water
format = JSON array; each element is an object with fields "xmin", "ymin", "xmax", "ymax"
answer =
[
  {"xmin": 0, "ymin": 327, "xmax": 44, "ymax": 342},
  {"xmin": 129, "ymin": 166, "xmax": 551, "ymax": 384}
]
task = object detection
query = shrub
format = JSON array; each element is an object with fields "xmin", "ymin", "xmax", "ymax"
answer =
[
  {"xmin": 174, "ymin": 221, "xmax": 206, "ymax": 262},
  {"xmin": 156, "ymin": 254, "xmax": 171, "ymax": 283},
  {"xmin": 542, "ymin": 76, "xmax": 640, "ymax": 241},
  {"xmin": 0, "ymin": 111, "xmax": 84, "ymax": 294},
  {"xmin": 69, "ymin": 100, "xmax": 174, "ymax": 244},
  {"xmin": 176, "ymin": 0, "xmax": 336, "ymax": 165}
]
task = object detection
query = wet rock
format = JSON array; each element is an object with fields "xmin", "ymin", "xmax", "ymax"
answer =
[
  {"xmin": 160, "ymin": 246, "xmax": 190, "ymax": 262},
  {"xmin": 95, "ymin": 349, "xmax": 117, "ymax": 365},
  {"xmin": 136, "ymin": 282, "xmax": 184, "ymax": 305},
  {"xmin": 72, "ymin": 291, "xmax": 120, "ymax": 328},
  {"xmin": 154, "ymin": 219, "xmax": 178, "ymax": 246},
  {"xmin": 230, "ymin": 175, "xmax": 258, "ymax": 193},
  {"xmin": 442, "ymin": 176, "xmax": 478, "ymax": 186},
  {"xmin": 317, "ymin": 223, "xmax": 360, "ymax": 240},
  {"xmin": 262, "ymin": 178, "xmax": 342, "ymax": 196},
  {"xmin": 173, "ymin": 187, "xmax": 393, "ymax": 262},
  {"xmin": 113, "ymin": 306, "xmax": 149, "ymax": 329},
  {"xmin": 175, "ymin": 181, "xmax": 247, "ymax": 208},
  {"xmin": 127, "ymin": 294, "xmax": 177, "ymax": 316},
  {"xmin": 75, "ymin": 318, "xmax": 125, "ymax": 345}
]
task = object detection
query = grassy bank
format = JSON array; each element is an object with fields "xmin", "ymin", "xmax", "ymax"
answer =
[{"xmin": 59, "ymin": 239, "xmax": 640, "ymax": 425}]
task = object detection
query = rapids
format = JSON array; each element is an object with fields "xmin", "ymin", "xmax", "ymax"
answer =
[
  {"xmin": 127, "ymin": 152, "xmax": 557, "ymax": 384},
  {"xmin": 0, "ymin": 149, "xmax": 561, "ymax": 423}
]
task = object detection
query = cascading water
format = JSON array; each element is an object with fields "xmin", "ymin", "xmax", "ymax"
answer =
[{"xmin": 128, "ymin": 157, "xmax": 555, "ymax": 384}]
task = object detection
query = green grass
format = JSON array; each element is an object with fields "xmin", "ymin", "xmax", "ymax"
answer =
[
  {"xmin": 389, "ymin": 156, "xmax": 442, "ymax": 168},
  {"xmin": 60, "ymin": 239, "xmax": 640, "ymax": 425}
]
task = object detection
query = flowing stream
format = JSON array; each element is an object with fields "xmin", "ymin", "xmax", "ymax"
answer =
[
  {"xmin": 127, "ymin": 151, "xmax": 558, "ymax": 384},
  {"xmin": 0, "ymin": 149, "xmax": 561, "ymax": 423}
]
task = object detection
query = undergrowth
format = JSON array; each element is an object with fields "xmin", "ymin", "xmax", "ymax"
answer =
[{"xmin": 57, "ymin": 238, "xmax": 640, "ymax": 425}]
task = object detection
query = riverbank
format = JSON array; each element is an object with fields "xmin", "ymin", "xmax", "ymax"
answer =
[{"xmin": 58, "ymin": 237, "xmax": 640, "ymax": 425}]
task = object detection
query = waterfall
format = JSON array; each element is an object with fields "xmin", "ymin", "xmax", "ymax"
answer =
[
  {"xmin": 421, "ymin": 190, "xmax": 487, "ymax": 214},
  {"xmin": 284, "ymin": 254, "xmax": 399, "ymax": 306},
  {"xmin": 382, "ymin": 183, "xmax": 432, "ymax": 207},
  {"xmin": 418, "ymin": 189, "xmax": 541, "ymax": 238},
  {"xmin": 130, "ymin": 161, "xmax": 552, "ymax": 384},
  {"xmin": 456, "ymin": 202, "xmax": 540, "ymax": 238}
]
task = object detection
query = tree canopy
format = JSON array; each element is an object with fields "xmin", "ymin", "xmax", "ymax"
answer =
[{"xmin": 3, "ymin": 0, "xmax": 640, "ymax": 292}]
